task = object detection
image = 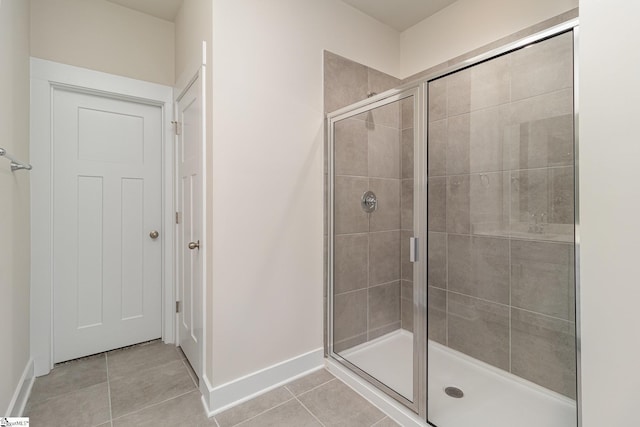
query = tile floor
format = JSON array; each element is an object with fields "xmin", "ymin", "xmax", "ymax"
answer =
[{"xmin": 25, "ymin": 340, "xmax": 400, "ymax": 427}]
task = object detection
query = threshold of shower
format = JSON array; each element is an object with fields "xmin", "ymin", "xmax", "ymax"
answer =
[{"xmin": 328, "ymin": 331, "xmax": 576, "ymax": 427}]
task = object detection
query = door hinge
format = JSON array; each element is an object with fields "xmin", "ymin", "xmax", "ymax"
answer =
[
  {"xmin": 176, "ymin": 301, "xmax": 181, "ymax": 313},
  {"xmin": 171, "ymin": 120, "xmax": 182, "ymax": 136},
  {"xmin": 175, "ymin": 212, "xmax": 180, "ymax": 224}
]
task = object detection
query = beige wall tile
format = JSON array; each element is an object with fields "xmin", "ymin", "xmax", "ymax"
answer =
[
  {"xmin": 368, "ymin": 68, "xmax": 401, "ymax": 95},
  {"xmin": 428, "ymin": 287, "xmax": 447, "ymax": 345},
  {"xmin": 401, "ymin": 97, "xmax": 414, "ymax": 130},
  {"xmin": 324, "ymin": 51, "xmax": 368, "ymax": 113},
  {"xmin": 509, "ymin": 114, "xmax": 573, "ymax": 170},
  {"xmin": 469, "ymin": 55, "xmax": 510, "ymax": 111},
  {"xmin": 511, "ymin": 308, "xmax": 576, "ymax": 398},
  {"xmin": 447, "ymin": 69, "xmax": 471, "ymax": 117},
  {"xmin": 370, "ymin": 101, "xmax": 400, "ymax": 129},
  {"xmin": 401, "ymin": 179, "xmax": 414, "ymax": 230},
  {"xmin": 334, "ymin": 176, "xmax": 369, "ymax": 234},
  {"xmin": 448, "ymin": 235, "xmax": 510, "ymax": 304},
  {"xmin": 448, "ymin": 293, "xmax": 510, "ymax": 370},
  {"xmin": 369, "ymin": 321, "xmax": 402, "ymax": 340},
  {"xmin": 428, "ymin": 119, "xmax": 447, "ymax": 176},
  {"xmin": 368, "ymin": 125, "xmax": 400, "ymax": 178},
  {"xmin": 335, "ymin": 118, "xmax": 368, "ymax": 177},
  {"xmin": 369, "ymin": 178, "xmax": 400, "ymax": 232},
  {"xmin": 470, "ymin": 172, "xmax": 509, "ymax": 235},
  {"xmin": 511, "ymin": 240, "xmax": 575, "ymax": 320},
  {"xmin": 334, "ymin": 234, "xmax": 368, "ymax": 294},
  {"xmin": 428, "ymin": 78, "xmax": 447, "ymax": 122},
  {"xmin": 446, "ymin": 175, "xmax": 470, "ymax": 234},
  {"xmin": 369, "ymin": 231, "xmax": 401, "ymax": 286},
  {"xmin": 510, "ymin": 167, "xmax": 574, "ymax": 231},
  {"xmin": 369, "ymin": 282, "xmax": 401, "ymax": 330},
  {"xmin": 446, "ymin": 114, "xmax": 471, "ymax": 175},
  {"xmin": 401, "ymin": 128, "xmax": 415, "ymax": 179},
  {"xmin": 469, "ymin": 105, "xmax": 511, "ymax": 173},
  {"xmin": 511, "ymin": 32, "xmax": 573, "ymax": 101},
  {"xmin": 333, "ymin": 290, "xmax": 367, "ymax": 346},
  {"xmin": 429, "ymin": 177, "xmax": 447, "ymax": 232},
  {"xmin": 428, "ymin": 232, "xmax": 447, "ymax": 289},
  {"xmin": 511, "ymin": 88, "xmax": 573, "ymax": 125}
]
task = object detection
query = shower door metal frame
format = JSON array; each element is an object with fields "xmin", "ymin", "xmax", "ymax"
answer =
[
  {"xmin": 326, "ymin": 17, "xmax": 581, "ymax": 426},
  {"xmin": 420, "ymin": 18, "xmax": 581, "ymax": 427},
  {"xmin": 327, "ymin": 85, "xmax": 428, "ymax": 417}
]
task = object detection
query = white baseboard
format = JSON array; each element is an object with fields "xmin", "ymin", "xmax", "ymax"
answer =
[
  {"xmin": 200, "ymin": 348, "xmax": 324, "ymax": 417},
  {"xmin": 326, "ymin": 358, "xmax": 428, "ymax": 427},
  {"xmin": 5, "ymin": 359, "xmax": 35, "ymax": 417}
]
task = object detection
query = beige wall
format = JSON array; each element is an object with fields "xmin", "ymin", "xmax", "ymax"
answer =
[
  {"xmin": 209, "ymin": 0, "xmax": 399, "ymax": 386},
  {"xmin": 399, "ymin": 0, "xmax": 578, "ymax": 78},
  {"xmin": 31, "ymin": 0, "xmax": 175, "ymax": 86},
  {"xmin": 579, "ymin": 1, "xmax": 640, "ymax": 425},
  {"xmin": 0, "ymin": 0, "xmax": 31, "ymax": 415}
]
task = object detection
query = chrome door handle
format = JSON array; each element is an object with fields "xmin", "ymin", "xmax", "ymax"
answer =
[
  {"xmin": 149, "ymin": 230, "xmax": 159, "ymax": 239},
  {"xmin": 188, "ymin": 240, "xmax": 200, "ymax": 250}
]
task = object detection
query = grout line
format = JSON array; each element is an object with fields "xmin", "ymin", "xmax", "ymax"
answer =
[
  {"xmin": 292, "ymin": 393, "xmax": 326, "ymax": 427},
  {"xmin": 428, "ymin": 164, "xmax": 574, "ymax": 180},
  {"xmin": 296, "ymin": 378, "xmax": 337, "ymax": 398},
  {"xmin": 110, "ymin": 389, "xmax": 196, "ymax": 423},
  {"xmin": 105, "ymin": 352, "xmax": 113, "ymax": 426},
  {"xmin": 213, "ymin": 416, "xmax": 221, "ymax": 427},
  {"xmin": 182, "ymin": 359, "xmax": 198, "ymax": 388},
  {"xmin": 445, "ymin": 288, "xmax": 574, "ymax": 323},
  {"xmin": 232, "ymin": 397, "xmax": 297, "ymax": 427},
  {"xmin": 371, "ymin": 417, "xmax": 392, "ymax": 427}
]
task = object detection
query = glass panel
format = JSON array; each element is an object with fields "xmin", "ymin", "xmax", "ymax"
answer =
[
  {"xmin": 332, "ymin": 95, "xmax": 416, "ymax": 403},
  {"xmin": 427, "ymin": 32, "xmax": 577, "ymax": 427}
]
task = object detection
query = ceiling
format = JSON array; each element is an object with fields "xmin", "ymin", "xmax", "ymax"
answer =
[
  {"xmin": 106, "ymin": 0, "xmax": 184, "ymax": 22},
  {"xmin": 107, "ymin": 0, "xmax": 457, "ymax": 30},
  {"xmin": 341, "ymin": 0, "xmax": 458, "ymax": 32}
]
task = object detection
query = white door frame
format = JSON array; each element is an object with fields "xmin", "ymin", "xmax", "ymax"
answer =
[
  {"xmin": 173, "ymin": 42, "xmax": 207, "ymax": 386},
  {"xmin": 30, "ymin": 58, "xmax": 175, "ymax": 376}
]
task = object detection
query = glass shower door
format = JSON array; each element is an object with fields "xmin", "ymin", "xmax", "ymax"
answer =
[
  {"xmin": 426, "ymin": 31, "xmax": 578, "ymax": 427},
  {"xmin": 329, "ymin": 88, "xmax": 423, "ymax": 411}
]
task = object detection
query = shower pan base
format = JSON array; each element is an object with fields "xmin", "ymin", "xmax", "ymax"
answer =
[
  {"xmin": 339, "ymin": 331, "xmax": 576, "ymax": 427},
  {"xmin": 341, "ymin": 329, "xmax": 414, "ymax": 400}
]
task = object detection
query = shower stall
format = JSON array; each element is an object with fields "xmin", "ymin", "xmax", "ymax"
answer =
[{"xmin": 326, "ymin": 21, "xmax": 579, "ymax": 427}]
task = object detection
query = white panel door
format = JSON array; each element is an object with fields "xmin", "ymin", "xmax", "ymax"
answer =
[
  {"xmin": 176, "ymin": 74, "xmax": 203, "ymax": 379},
  {"xmin": 53, "ymin": 89, "xmax": 163, "ymax": 363}
]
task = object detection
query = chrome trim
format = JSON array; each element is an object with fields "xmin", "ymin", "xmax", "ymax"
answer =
[
  {"xmin": 328, "ymin": 87, "xmax": 422, "ymax": 415},
  {"xmin": 415, "ymin": 83, "xmax": 428, "ymax": 418},
  {"xmin": 326, "ymin": 17, "xmax": 581, "ymax": 425},
  {"xmin": 413, "ymin": 18, "xmax": 579, "ymax": 84},
  {"xmin": 573, "ymin": 26, "xmax": 583, "ymax": 427}
]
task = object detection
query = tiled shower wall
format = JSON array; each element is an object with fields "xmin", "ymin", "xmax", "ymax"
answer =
[
  {"xmin": 426, "ymin": 32, "xmax": 577, "ymax": 398},
  {"xmin": 324, "ymin": 51, "xmax": 408, "ymax": 353}
]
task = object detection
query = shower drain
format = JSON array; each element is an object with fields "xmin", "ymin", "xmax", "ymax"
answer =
[{"xmin": 444, "ymin": 386, "xmax": 464, "ymax": 398}]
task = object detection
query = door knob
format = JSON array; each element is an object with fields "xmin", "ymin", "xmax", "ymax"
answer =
[
  {"xmin": 188, "ymin": 240, "xmax": 200, "ymax": 250},
  {"xmin": 150, "ymin": 230, "xmax": 159, "ymax": 239}
]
